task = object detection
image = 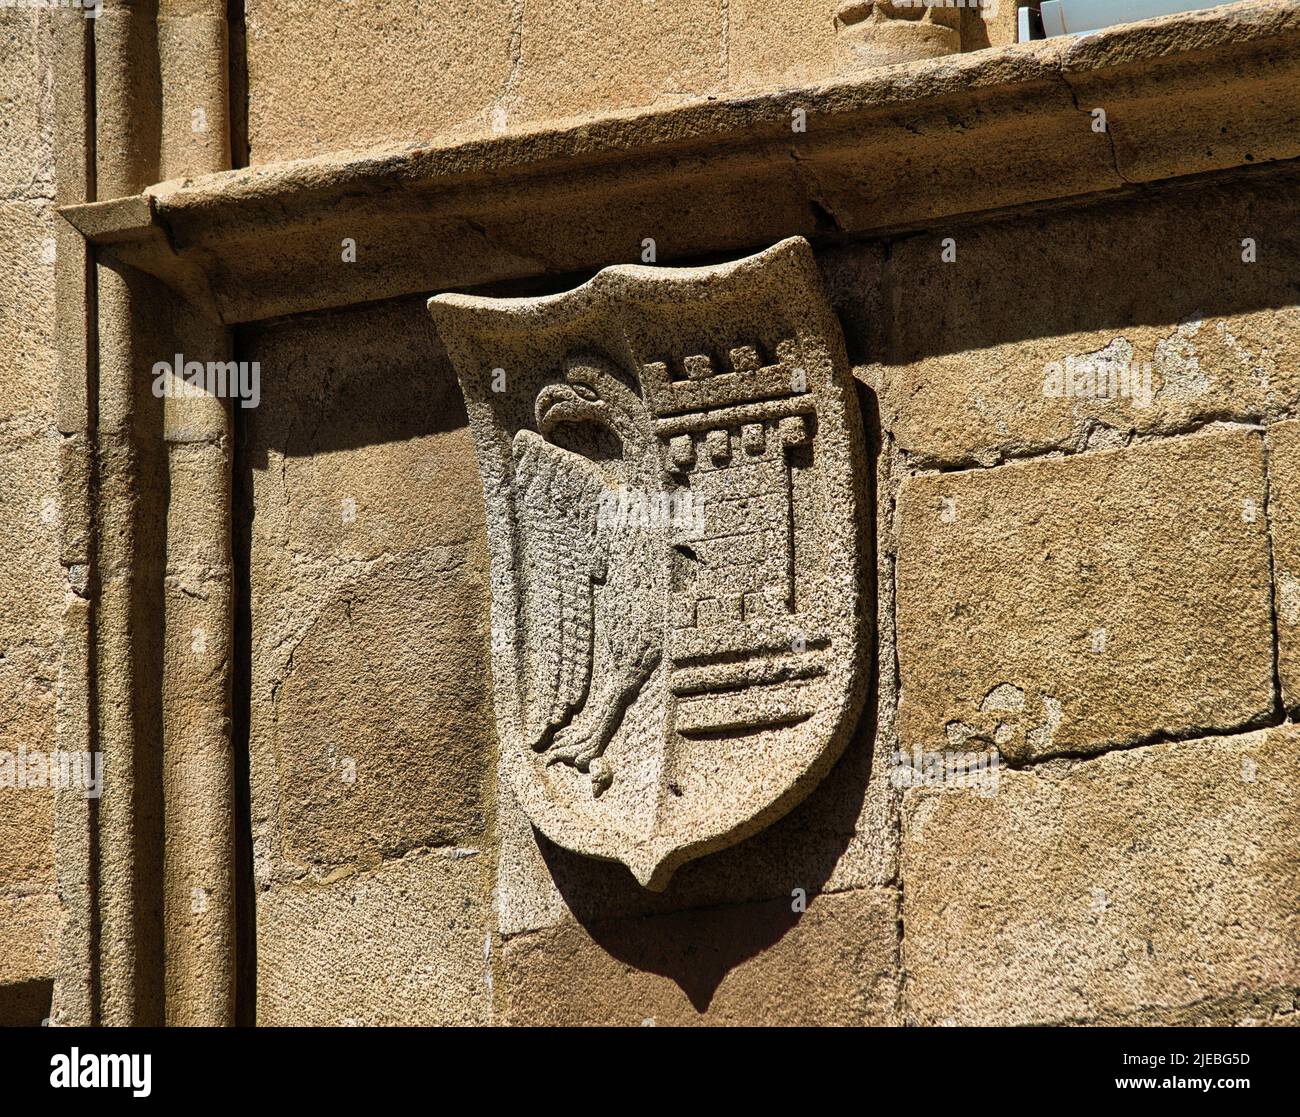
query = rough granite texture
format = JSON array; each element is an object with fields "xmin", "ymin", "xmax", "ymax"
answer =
[
  {"xmin": 1265, "ymin": 418, "xmax": 1300, "ymax": 713},
  {"xmin": 430, "ymin": 238, "xmax": 870, "ymax": 890},
  {"xmin": 902, "ymin": 725, "xmax": 1300, "ymax": 1026},
  {"xmin": 243, "ymin": 0, "xmax": 1014, "ymax": 163},
  {"xmin": 896, "ymin": 426, "xmax": 1276, "ymax": 763},
  {"xmin": 78, "ymin": 5, "xmax": 1300, "ymax": 327},
  {"xmin": 242, "ymin": 297, "xmax": 498, "ymax": 1021},
  {"xmin": 256, "ymin": 849, "xmax": 491, "ymax": 1026},
  {"xmin": 877, "ymin": 172, "xmax": 1300, "ymax": 470},
  {"xmin": 5, "ymin": 0, "xmax": 1300, "ymax": 1027},
  {"xmin": 0, "ymin": 8, "xmax": 61, "ymax": 1018},
  {"xmin": 500, "ymin": 886, "xmax": 899, "ymax": 1026},
  {"xmin": 0, "ymin": 11, "xmax": 56, "ymax": 201},
  {"xmin": 244, "ymin": 298, "xmax": 493, "ymax": 879},
  {"xmin": 244, "ymin": 0, "xmax": 516, "ymax": 163}
]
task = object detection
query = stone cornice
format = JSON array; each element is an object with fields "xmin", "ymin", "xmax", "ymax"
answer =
[{"xmin": 61, "ymin": 0, "xmax": 1300, "ymax": 324}]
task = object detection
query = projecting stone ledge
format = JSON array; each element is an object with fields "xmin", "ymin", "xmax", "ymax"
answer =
[{"xmin": 59, "ymin": 0, "xmax": 1300, "ymax": 324}]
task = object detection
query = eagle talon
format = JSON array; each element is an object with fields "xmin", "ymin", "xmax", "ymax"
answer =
[
  {"xmin": 589, "ymin": 757, "xmax": 613, "ymax": 797},
  {"xmin": 545, "ymin": 729, "xmax": 613, "ymax": 796},
  {"xmin": 546, "ymin": 733, "xmax": 597, "ymax": 770},
  {"xmin": 546, "ymin": 728, "xmax": 588, "ymax": 768},
  {"xmin": 573, "ymin": 744, "xmax": 603, "ymax": 771}
]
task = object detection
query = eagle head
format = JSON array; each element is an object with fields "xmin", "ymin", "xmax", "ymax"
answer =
[{"xmin": 534, "ymin": 353, "xmax": 647, "ymax": 460}]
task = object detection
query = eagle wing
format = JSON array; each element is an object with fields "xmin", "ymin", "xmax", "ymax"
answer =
[{"xmin": 511, "ymin": 429, "xmax": 607, "ymax": 749}]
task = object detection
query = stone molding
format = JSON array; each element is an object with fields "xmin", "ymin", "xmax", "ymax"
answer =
[{"xmin": 60, "ymin": 1, "xmax": 1300, "ymax": 324}]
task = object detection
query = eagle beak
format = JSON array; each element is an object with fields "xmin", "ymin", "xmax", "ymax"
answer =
[{"xmin": 536, "ymin": 382, "xmax": 603, "ymax": 435}]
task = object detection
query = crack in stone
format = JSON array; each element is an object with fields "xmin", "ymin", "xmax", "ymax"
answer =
[
  {"xmin": 789, "ymin": 147, "xmax": 847, "ymax": 234},
  {"xmin": 1000, "ymin": 710, "xmax": 1290, "ymax": 774},
  {"xmin": 1057, "ymin": 48, "xmax": 1134, "ymax": 189},
  {"xmin": 906, "ymin": 415, "xmax": 1271, "ymax": 476}
]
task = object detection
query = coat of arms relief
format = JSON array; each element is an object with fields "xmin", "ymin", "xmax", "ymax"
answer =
[{"xmin": 429, "ymin": 237, "xmax": 868, "ymax": 889}]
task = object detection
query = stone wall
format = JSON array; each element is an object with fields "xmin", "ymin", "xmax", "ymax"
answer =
[
  {"xmin": 240, "ymin": 298, "xmax": 495, "ymax": 1024},
  {"xmin": 877, "ymin": 170, "xmax": 1300, "ymax": 1026},
  {"xmin": 239, "ymin": 0, "xmax": 1016, "ymax": 163},
  {"xmin": 0, "ymin": 7, "xmax": 62, "ymax": 1026},
  {"xmin": 2, "ymin": 0, "xmax": 1298, "ymax": 1027},
  {"xmin": 239, "ymin": 163, "xmax": 1300, "ymax": 1025}
]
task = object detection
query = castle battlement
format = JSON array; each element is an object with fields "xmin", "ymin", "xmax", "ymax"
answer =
[{"xmin": 640, "ymin": 336, "xmax": 807, "ymax": 419}]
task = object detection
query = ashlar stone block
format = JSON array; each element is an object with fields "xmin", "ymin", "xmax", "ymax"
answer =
[{"xmin": 896, "ymin": 426, "xmax": 1274, "ymax": 762}]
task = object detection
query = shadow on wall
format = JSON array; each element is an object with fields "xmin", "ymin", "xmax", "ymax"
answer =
[
  {"xmin": 234, "ymin": 296, "xmax": 492, "ymax": 1022},
  {"xmin": 235, "ymin": 293, "xmax": 492, "ymax": 865},
  {"xmin": 236, "ymin": 286, "xmax": 881, "ymax": 1015},
  {"xmin": 233, "ymin": 161, "xmax": 1300, "ymax": 1015},
  {"xmin": 885, "ymin": 164, "xmax": 1300, "ymax": 364},
  {"xmin": 536, "ymin": 700, "xmax": 879, "ymax": 1012},
  {"xmin": 239, "ymin": 297, "xmax": 468, "ymax": 470},
  {"xmin": 0, "ymin": 979, "xmax": 53, "ymax": 1027}
]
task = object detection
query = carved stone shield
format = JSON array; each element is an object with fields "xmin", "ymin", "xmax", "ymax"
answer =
[{"xmin": 429, "ymin": 237, "xmax": 868, "ymax": 889}]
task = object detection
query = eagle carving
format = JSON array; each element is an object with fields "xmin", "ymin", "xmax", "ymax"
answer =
[
  {"xmin": 429, "ymin": 237, "xmax": 868, "ymax": 889},
  {"xmin": 513, "ymin": 354, "xmax": 666, "ymax": 796}
]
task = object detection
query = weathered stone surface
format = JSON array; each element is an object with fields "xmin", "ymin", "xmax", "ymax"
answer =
[
  {"xmin": 962, "ymin": 0, "xmax": 1019, "ymax": 49},
  {"xmin": 157, "ymin": 3, "xmax": 230, "ymax": 179},
  {"xmin": 0, "ymin": 450, "xmax": 60, "ymax": 883},
  {"xmin": 0, "ymin": 202, "xmax": 58, "ymax": 430},
  {"xmin": 0, "ymin": 892, "xmax": 58, "ymax": 988},
  {"xmin": 1, "ymin": 7, "xmax": 64, "ymax": 1008},
  {"xmin": 160, "ymin": 425, "xmax": 236, "ymax": 1027},
  {"xmin": 728, "ymin": 0, "xmax": 837, "ymax": 89},
  {"xmin": 1267, "ymin": 418, "xmax": 1300, "ymax": 712},
  {"xmin": 245, "ymin": 298, "xmax": 494, "ymax": 877},
  {"xmin": 227, "ymin": 0, "xmax": 1296, "ymax": 175},
  {"xmin": 0, "ymin": 11, "xmax": 55, "ymax": 200},
  {"xmin": 0, "ymin": 785, "xmax": 54, "ymax": 889},
  {"xmin": 878, "ymin": 170, "xmax": 1300, "ymax": 469},
  {"xmin": 0, "ymin": 976, "xmax": 53, "ymax": 1026},
  {"xmin": 1062, "ymin": 0, "xmax": 1300, "ymax": 185},
  {"xmin": 896, "ymin": 427, "xmax": 1274, "ymax": 761},
  {"xmin": 244, "ymin": 0, "xmax": 515, "ymax": 162},
  {"xmin": 513, "ymin": 0, "xmax": 724, "ymax": 124},
  {"xmin": 1107, "ymin": 987, "xmax": 1300, "ymax": 1027},
  {"xmin": 257, "ymin": 850, "xmax": 491, "ymax": 1026},
  {"xmin": 0, "ymin": 199, "xmax": 61, "ymax": 994},
  {"xmin": 902, "ymin": 725, "xmax": 1300, "ymax": 1026},
  {"xmin": 500, "ymin": 886, "xmax": 898, "ymax": 1026},
  {"xmin": 7, "ymin": 0, "xmax": 1298, "ymax": 1032},
  {"xmin": 833, "ymin": 1, "xmax": 961, "ymax": 72},
  {"xmin": 271, "ymin": 555, "xmax": 491, "ymax": 865},
  {"xmin": 494, "ymin": 710, "xmax": 894, "ymax": 936},
  {"xmin": 0, "ymin": 437, "xmax": 62, "ymax": 739},
  {"xmin": 245, "ymin": 0, "xmax": 730, "ymax": 159},
  {"xmin": 76, "ymin": 4, "xmax": 1300, "ymax": 325},
  {"xmin": 432, "ymin": 238, "xmax": 869, "ymax": 889}
]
